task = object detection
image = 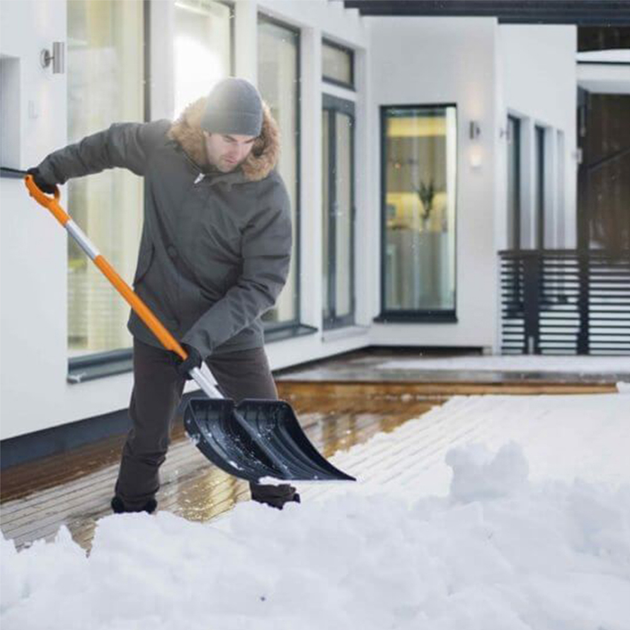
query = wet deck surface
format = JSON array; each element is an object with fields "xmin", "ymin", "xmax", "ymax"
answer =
[
  {"xmin": 0, "ymin": 392, "xmax": 437, "ymax": 552},
  {"xmin": 275, "ymin": 348, "xmax": 629, "ymax": 385},
  {"xmin": 1, "ymin": 349, "xmax": 619, "ymax": 553}
]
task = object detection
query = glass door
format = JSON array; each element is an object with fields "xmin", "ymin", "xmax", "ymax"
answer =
[
  {"xmin": 534, "ymin": 125, "xmax": 546, "ymax": 249},
  {"xmin": 322, "ymin": 95, "xmax": 356, "ymax": 329},
  {"xmin": 507, "ymin": 115, "xmax": 521, "ymax": 249}
]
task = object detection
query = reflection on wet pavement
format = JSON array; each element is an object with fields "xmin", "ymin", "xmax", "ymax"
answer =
[
  {"xmin": 3, "ymin": 348, "xmax": 614, "ymax": 552},
  {"xmin": 0, "ymin": 387, "xmax": 438, "ymax": 553}
]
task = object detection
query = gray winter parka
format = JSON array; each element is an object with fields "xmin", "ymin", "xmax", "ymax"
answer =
[{"xmin": 37, "ymin": 99, "xmax": 292, "ymax": 359}]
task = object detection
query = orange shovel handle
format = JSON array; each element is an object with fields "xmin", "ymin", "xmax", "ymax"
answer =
[{"xmin": 25, "ymin": 175, "xmax": 188, "ymax": 361}]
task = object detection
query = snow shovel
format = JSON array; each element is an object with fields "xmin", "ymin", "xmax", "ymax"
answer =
[{"xmin": 25, "ymin": 176, "xmax": 355, "ymax": 483}]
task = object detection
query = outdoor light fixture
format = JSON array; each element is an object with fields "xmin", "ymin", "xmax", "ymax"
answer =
[
  {"xmin": 40, "ymin": 42, "xmax": 65, "ymax": 74},
  {"xmin": 469, "ymin": 120, "xmax": 481, "ymax": 140},
  {"xmin": 469, "ymin": 147, "xmax": 483, "ymax": 169}
]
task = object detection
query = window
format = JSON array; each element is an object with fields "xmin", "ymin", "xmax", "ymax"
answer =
[
  {"xmin": 322, "ymin": 95, "xmax": 356, "ymax": 329},
  {"xmin": 174, "ymin": 0, "xmax": 233, "ymax": 118},
  {"xmin": 322, "ymin": 39, "xmax": 354, "ymax": 89},
  {"xmin": 67, "ymin": 0, "xmax": 145, "ymax": 356},
  {"xmin": 534, "ymin": 125, "xmax": 546, "ymax": 249},
  {"xmin": 507, "ymin": 115, "xmax": 521, "ymax": 249},
  {"xmin": 380, "ymin": 105, "xmax": 457, "ymax": 320},
  {"xmin": 258, "ymin": 16, "xmax": 300, "ymax": 327},
  {"xmin": 556, "ymin": 129, "xmax": 565, "ymax": 247}
]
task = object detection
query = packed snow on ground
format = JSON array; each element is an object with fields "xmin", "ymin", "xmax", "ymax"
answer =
[
  {"xmin": 379, "ymin": 354, "xmax": 630, "ymax": 374},
  {"xmin": 2, "ymin": 395, "xmax": 630, "ymax": 630},
  {"xmin": 313, "ymin": 393, "xmax": 630, "ymax": 498}
]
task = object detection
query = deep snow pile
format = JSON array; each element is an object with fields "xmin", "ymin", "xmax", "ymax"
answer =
[{"xmin": 2, "ymin": 443, "xmax": 630, "ymax": 630}]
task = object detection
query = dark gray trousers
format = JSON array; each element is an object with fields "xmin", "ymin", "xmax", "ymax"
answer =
[{"xmin": 114, "ymin": 338, "xmax": 278, "ymax": 509}]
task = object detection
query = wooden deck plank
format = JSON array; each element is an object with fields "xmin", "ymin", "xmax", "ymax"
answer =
[
  {"xmin": 2, "ymin": 356, "xmax": 611, "ymax": 553},
  {"xmin": 2, "ymin": 408, "xmax": 408, "ymax": 531},
  {"xmin": 2, "ymin": 392, "xmax": 436, "ymax": 551}
]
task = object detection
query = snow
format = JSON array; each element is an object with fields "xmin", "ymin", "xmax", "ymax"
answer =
[
  {"xmin": 2, "ymin": 394, "xmax": 630, "ymax": 630},
  {"xmin": 379, "ymin": 355, "xmax": 630, "ymax": 374}
]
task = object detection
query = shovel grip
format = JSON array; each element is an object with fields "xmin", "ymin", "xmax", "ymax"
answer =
[
  {"xmin": 25, "ymin": 175, "xmax": 188, "ymax": 361},
  {"xmin": 25, "ymin": 176, "xmax": 66, "ymax": 224}
]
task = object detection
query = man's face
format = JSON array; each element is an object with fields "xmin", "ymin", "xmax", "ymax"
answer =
[{"xmin": 203, "ymin": 131, "xmax": 257, "ymax": 172}]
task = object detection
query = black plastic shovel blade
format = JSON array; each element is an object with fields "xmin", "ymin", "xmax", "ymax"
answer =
[{"xmin": 184, "ymin": 398, "xmax": 356, "ymax": 483}]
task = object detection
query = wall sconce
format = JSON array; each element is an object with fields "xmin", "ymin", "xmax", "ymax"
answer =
[
  {"xmin": 40, "ymin": 42, "xmax": 65, "ymax": 74},
  {"xmin": 469, "ymin": 121, "xmax": 481, "ymax": 141},
  {"xmin": 469, "ymin": 146, "xmax": 483, "ymax": 169}
]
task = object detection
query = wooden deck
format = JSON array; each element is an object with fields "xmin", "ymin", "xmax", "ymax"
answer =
[
  {"xmin": 274, "ymin": 348, "xmax": 626, "ymax": 387},
  {"xmin": 0, "ymin": 388, "xmax": 438, "ymax": 552},
  {"xmin": 2, "ymin": 349, "xmax": 619, "ymax": 553}
]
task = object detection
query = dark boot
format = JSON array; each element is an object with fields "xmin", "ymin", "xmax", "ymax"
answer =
[
  {"xmin": 249, "ymin": 482, "xmax": 301, "ymax": 510},
  {"xmin": 111, "ymin": 495, "xmax": 157, "ymax": 515}
]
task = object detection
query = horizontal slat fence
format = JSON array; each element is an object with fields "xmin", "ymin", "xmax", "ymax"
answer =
[{"xmin": 500, "ymin": 250, "xmax": 630, "ymax": 355}]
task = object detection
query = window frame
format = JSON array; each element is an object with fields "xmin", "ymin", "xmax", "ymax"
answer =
[
  {"xmin": 172, "ymin": 0, "xmax": 235, "ymax": 117},
  {"xmin": 377, "ymin": 103, "xmax": 459, "ymax": 324},
  {"xmin": 507, "ymin": 114, "xmax": 522, "ymax": 250},
  {"xmin": 67, "ymin": 0, "xmax": 239, "ymax": 382},
  {"xmin": 67, "ymin": 0, "xmax": 151, "ymax": 380},
  {"xmin": 322, "ymin": 38, "xmax": 355, "ymax": 91},
  {"xmin": 257, "ymin": 13, "xmax": 302, "ymax": 332},
  {"xmin": 219, "ymin": 0, "xmax": 236, "ymax": 75},
  {"xmin": 535, "ymin": 124, "xmax": 546, "ymax": 250},
  {"xmin": 322, "ymin": 93, "xmax": 356, "ymax": 331}
]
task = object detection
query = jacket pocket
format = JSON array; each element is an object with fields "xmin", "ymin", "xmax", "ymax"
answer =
[{"xmin": 133, "ymin": 242, "xmax": 154, "ymax": 285}]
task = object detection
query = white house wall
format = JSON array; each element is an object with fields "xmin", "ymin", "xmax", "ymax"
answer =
[
  {"xmin": 498, "ymin": 25, "xmax": 578, "ymax": 250},
  {"xmin": 1, "ymin": 0, "xmax": 70, "ymax": 440},
  {"xmin": 0, "ymin": 2, "xmax": 580, "ymax": 441},
  {"xmin": 0, "ymin": 0, "xmax": 369, "ymax": 441},
  {"xmin": 366, "ymin": 17, "xmax": 501, "ymax": 351}
]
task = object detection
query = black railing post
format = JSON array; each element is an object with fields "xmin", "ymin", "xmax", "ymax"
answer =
[
  {"xmin": 522, "ymin": 254, "xmax": 540, "ymax": 354},
  {"xmin": 577, "ymin": 251, "xmax": 590, "ymax": 355}
]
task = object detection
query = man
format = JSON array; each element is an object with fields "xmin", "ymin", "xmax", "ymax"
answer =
[{"xmin": 28, "ymin": 78, "xmax": 299, "ymax": 512}]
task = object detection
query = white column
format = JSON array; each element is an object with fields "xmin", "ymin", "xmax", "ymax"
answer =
[
  {"xmin": 299, "ymin": 25, "xmax": 323, "ymax": 330},
  {"xmin": 545, "ymin": 128, "xmax": 558, "ymax": 249},
  {"xmin": 235, "ymin": 0, "xmax": 258, "ymax": 84},
  {"xmin": 353, "ymin": 43, "xmax": 373, "ymax": 327},
  {"xmin": 520, "ymin": 117, "xmax": 535, "ymax": 249},
  {"xmin": 150, "ymin": 0, "xmax": 175, "ymax": 120}
]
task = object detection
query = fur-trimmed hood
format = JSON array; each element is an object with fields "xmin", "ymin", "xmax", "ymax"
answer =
[{"xmin": 167, "ymin": 97, "xmax": 280, "ymax": 182}]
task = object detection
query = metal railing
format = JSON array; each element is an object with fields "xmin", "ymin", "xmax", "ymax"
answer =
[{"xmin": 499, "ymin": 249, "xmax": 630, "ymax": 355}]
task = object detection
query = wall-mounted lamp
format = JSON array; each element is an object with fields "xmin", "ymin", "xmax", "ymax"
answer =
[
  {"xmin": 40, "ymin": 42, "xmax": 65, "ymax": 74},
  {"xmin": 469, "ymin": 147, "xmax": 483, "ymax": 169},
  {"xmin": 469, "ymin": 121, "xmax": 481, "ymax": 141}
]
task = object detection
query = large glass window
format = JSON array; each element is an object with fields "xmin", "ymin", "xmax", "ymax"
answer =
[
  {"xmin": 174, "ymin": 0, "xmax": 233, "ymax": 118},
  {"xmin": 322, "ymin": 95, "xmax": 355, "ymax": 329},
  {"xmin": 381, "ymin": 105, "xmax": 457, "ymax": 319},
  {"xmin": 258, "ymin": 16, "xmax": 300, "ymax": 327},
  {"xmin": 67, "ymin": 0, "xmax": 145, "ymax": 355}
]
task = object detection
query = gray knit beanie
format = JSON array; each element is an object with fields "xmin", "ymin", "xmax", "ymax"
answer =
[{"xmin": 200, "ymin": 78, "xmax": 263, "ymax": 137}]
